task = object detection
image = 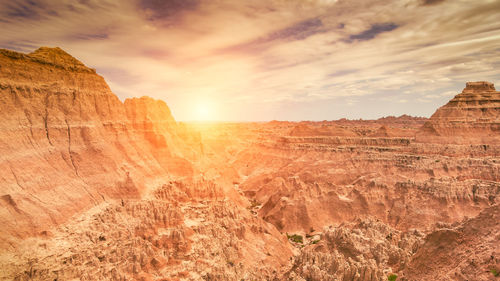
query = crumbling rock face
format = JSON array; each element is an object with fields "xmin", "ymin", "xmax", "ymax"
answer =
[
  {"xmin": 1, "ymin": 47, "xmax": 499, "ymax": 281},
  {"xmin": 285, "ymin": 219, "xmax": 424, "ymax": 281},
  {"xmin": 0, "ymin": 47, "xmax": 189, "ymax": 247},
  {"xmin": 0, "ymin": 47, "xmax": 293, "ymax": 281},
  {"xmin": 285, "ymin": 206, "xmax": 500, "ymax": 281},
  {"xmin": 403, "ymin": 205, "xmax": 500, "ymax": 281},
  {"xmin": 2, "ymin": 195, "xmax": 291, "ymax": 280},
  {"xmin": 417, "ymin": 81, "xmax": 500, "ymax": 144},
  {"xmin": 237, "ymin": 144, "xmax": 499, "ymax": 234}
]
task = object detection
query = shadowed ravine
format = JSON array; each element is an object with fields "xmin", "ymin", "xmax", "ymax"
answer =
[{"xmin": 0, "ymin": 48, "xmax": 499, "ymax": 281}]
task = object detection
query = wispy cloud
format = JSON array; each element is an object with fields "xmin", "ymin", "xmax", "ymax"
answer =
[
  {"xmin": 138, "ymin": 0, "xmax": 201, "ymax": 22},
  {"xmin": 347, "ymin": 23, "xmax": 399, "ymax": 42},
  {"xmin": 420, "ymin": 0, "xmax": 446, "ymax": 6},
  {"xmin": 0, "ymin": 0, "xmax": 498, "ymax": 121}
]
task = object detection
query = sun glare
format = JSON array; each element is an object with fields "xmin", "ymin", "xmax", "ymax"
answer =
[{"xmin": 193, "ymin": 100, "xmax": 215, "ymax": 121}]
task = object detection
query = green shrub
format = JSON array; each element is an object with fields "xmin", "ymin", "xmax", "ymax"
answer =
[
  {"xmin": 311, "ymin": 239, "xmax": 320, "ymax": 244},
  {"xmin": 491, "ymin": 269, "xmax": 499, "ymax": 277},
  {"xmin": 388, "ymin": 274, "xmax": 397, "ymax": 281},
  {"xmin": 287, "ymin": 233, "xmax": 303, "ymax": 244}
]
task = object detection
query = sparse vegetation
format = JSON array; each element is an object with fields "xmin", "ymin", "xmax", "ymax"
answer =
[
  {"xmin": 311, "ymin": 239, "xmax": 320, "ymax": 244},
  {"xmin": 248, "ymin": 199, "xmax": 261, "ymax": 209},
  {"xmin": 491, "ymin": 269, "xmax": 499, "ymax": 277},
  {"xmin": 388, "ymin": 274, "xmax": 397, "ymax": 281},
  {"xmin": 287, "ymin": 233, "xmax": 303, "ymax": 244}
]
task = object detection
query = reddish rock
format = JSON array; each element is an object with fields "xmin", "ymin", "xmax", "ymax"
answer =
[
  {"xmin": 0, "ymin": 47, "xmax": 184, "ymax": 246},
  {"xmin": 417, "ymin": 81, "xmax": 500, "ymax": 144},
  {"xmin": 0, "ymin": 47, "xmax": 292, "ymax": 281},
  {"xmin": 0, "ymin": 47, "xmax": 497, "ymax": 281}
]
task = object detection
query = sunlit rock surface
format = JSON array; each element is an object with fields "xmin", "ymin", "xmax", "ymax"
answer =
[
  {"xmin": 0, "ymin": 47, "xmax": 498, "ymax": 281},
  {"xmin": 417, "ymin": 81, "xmax": 500, "ymax": 144}
]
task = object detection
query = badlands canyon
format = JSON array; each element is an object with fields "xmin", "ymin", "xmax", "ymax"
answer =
[{"xmin": 0, "ymin": 47, "xmax": 499, "ymax": 281}]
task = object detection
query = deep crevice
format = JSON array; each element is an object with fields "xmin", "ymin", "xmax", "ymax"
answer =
[
  {"xmin": 9, "ymin": 166, "xmax": 24, "ymax": 190},
  {"xmin": 23, "ymin": 110, "xmax": 37, "ymax": 150},
  {"xmin": 65, "ymin": 120, "xmax": 101, "ymax": 205},
  {"xmin": 65, "ymin": 120, "xmax": 79, "ymax": 177},
  {"xmin": 43, "ymin": 94, "xmax": 53, "ymax": 146}
]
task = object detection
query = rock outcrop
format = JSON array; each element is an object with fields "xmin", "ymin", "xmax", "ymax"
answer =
[
  {"xmin": 289, "ymin": 124, "xmax": 359, "ymax": 137},
  {"xmin": 124, "ymin": 97, "xmax": 197, "ymax": 177},
  {"xmin": 285, "ymin": 219, "xmax": 424, "ymax": 281},
  {"xmin": 0, "ymin": 47, "xmax": 498, "ymax": 281},
  {"xmin": 0, "ymin": 48, "xmax": 200, "ymax": 246},
  {"xmin": 0, "ymin": 47, "xmax": 293, "ymax": 280},
  {"xmin": 403, "ymin": 205, "xmax": 500, "ymax": 281},
  {"xmin": 417, "ymin": 81, "xmax": 500, "ymax": 144},
  {"xmin": 1, "ymin": 180, "xmax": 292, "ymax": 280},
  {"xmin": 0, "ymin": 47, "xmax": 167, "ymax": 247}
]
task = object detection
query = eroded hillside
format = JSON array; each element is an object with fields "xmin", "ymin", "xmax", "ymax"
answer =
[{"xmin": 0, "ymin": 48, "xmax": 498, "ymax": 281}]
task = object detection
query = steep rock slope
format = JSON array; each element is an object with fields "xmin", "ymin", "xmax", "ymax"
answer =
[
  {"xmin": 0, "ymin": 47, "xmax": 293, "ymax": 280},
  {"xmin": 0, "ymin": 47, "xmax": 188, "ymax": 248},
  {"xmin": 403, "ymin": 205, "xmax": 500, "ymax": 281},
  {"xmin": 417, "ymin": 81, "xmax": 500, "ymax": 144},
  {"xmin": 124, "ymin": 97, "xmax": 197, "ymax": 178}
]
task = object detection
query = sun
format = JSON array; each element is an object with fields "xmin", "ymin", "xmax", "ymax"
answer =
[{"xmin": 193, "ymin": 99, "xmax": 216, "ymax": 121}]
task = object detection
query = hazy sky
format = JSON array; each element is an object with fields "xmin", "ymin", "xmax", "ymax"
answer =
[{"xmin": 1, "ymin": 0, "xmax": 499, "ymax": 121}]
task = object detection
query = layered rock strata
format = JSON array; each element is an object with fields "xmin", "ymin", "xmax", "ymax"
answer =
[
  {"xmin": 0, "ymin": 47, "xmax": 498, "ymax": 281},
  {"xmin": 0, "ymin": 47, "xmax": 197, "ymax": 247},
  {"xmin": 417, "ymin": 81, "xmax": 500, "ymax": 144},
  {"xmin": 0, "ymin": 48, "xmax": 292, "ymax": 281}
]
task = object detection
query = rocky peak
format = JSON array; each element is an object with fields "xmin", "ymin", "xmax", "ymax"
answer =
[
  {"xmin": 448, "ymin": 81, "xmax": 499, "ymax": 104},
  {"xmin": 463, "ymin": 81, "xmax": 496, "ymax": 93},
  {"xmin": 416, "ymin": 80, "xmax": 499, "ymax": 144},
  {"xmin": 125, "ymin": 96, "xmax": 175, "ymax": 124},
  {"xmin": 28, "ymin": 47, "xmax": 94, "ymax": 72}
]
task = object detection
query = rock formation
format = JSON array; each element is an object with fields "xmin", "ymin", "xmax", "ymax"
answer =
[
  {"xmin": 403, "ymin": 205, "xmax": 500, "ymax": 281},
  {"xmin": 0, "ymin": 47, "xmax": 498, "ymax": 281},
  {"xmin": 1, "ymin": 182, "xmax": 291, "ymax": 280},
  {"xmin": 0, "ymin": 47, "xmax": 292, "ymax": 280},
  {"xmin": 289, "ymin": 123, "xmax": 359, "ymax": 137},
  {"xmin": 285, "ymin": 219, "xmax": 424, "ymax": 281},
  {"xmin": 417, "ymin": 81, "xmax": 500, "ymax": 144},
  {"xmin": 0, "ymin": 47, "xmax": 193, "ymax": 247}
]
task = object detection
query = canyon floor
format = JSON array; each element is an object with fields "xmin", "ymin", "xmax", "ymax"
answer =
[{"xmin": 0, "ymin": 48, "xmax": 499, "ymax": 281}]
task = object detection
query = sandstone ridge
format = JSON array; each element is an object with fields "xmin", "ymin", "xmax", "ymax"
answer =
[
  {"xmin": 0, "ymin": 47, "xmax": 293, "ymax": 280},
  {"xmin": 417, "ymin": 81, "xmax": 500, "ymax": 144},
  {"xmin": 0, "ymin": 47, "xmax": 498, "ymax": 281},
  {"xmin": 0, "ymin": 47, "xmax": 190, "ymax": 247}
]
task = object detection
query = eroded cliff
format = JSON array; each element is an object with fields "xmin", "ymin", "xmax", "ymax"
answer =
[
  {"xmin": 0, "ymin": 47, "xmax": 292, "ymax": 280},
  {"xmin": 0, "ymin": 47, "xmax": 498, "ymax": 281},
  {"xmin": 417, "ymin": 81, "xmax": 500, "ymax": 144}
]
